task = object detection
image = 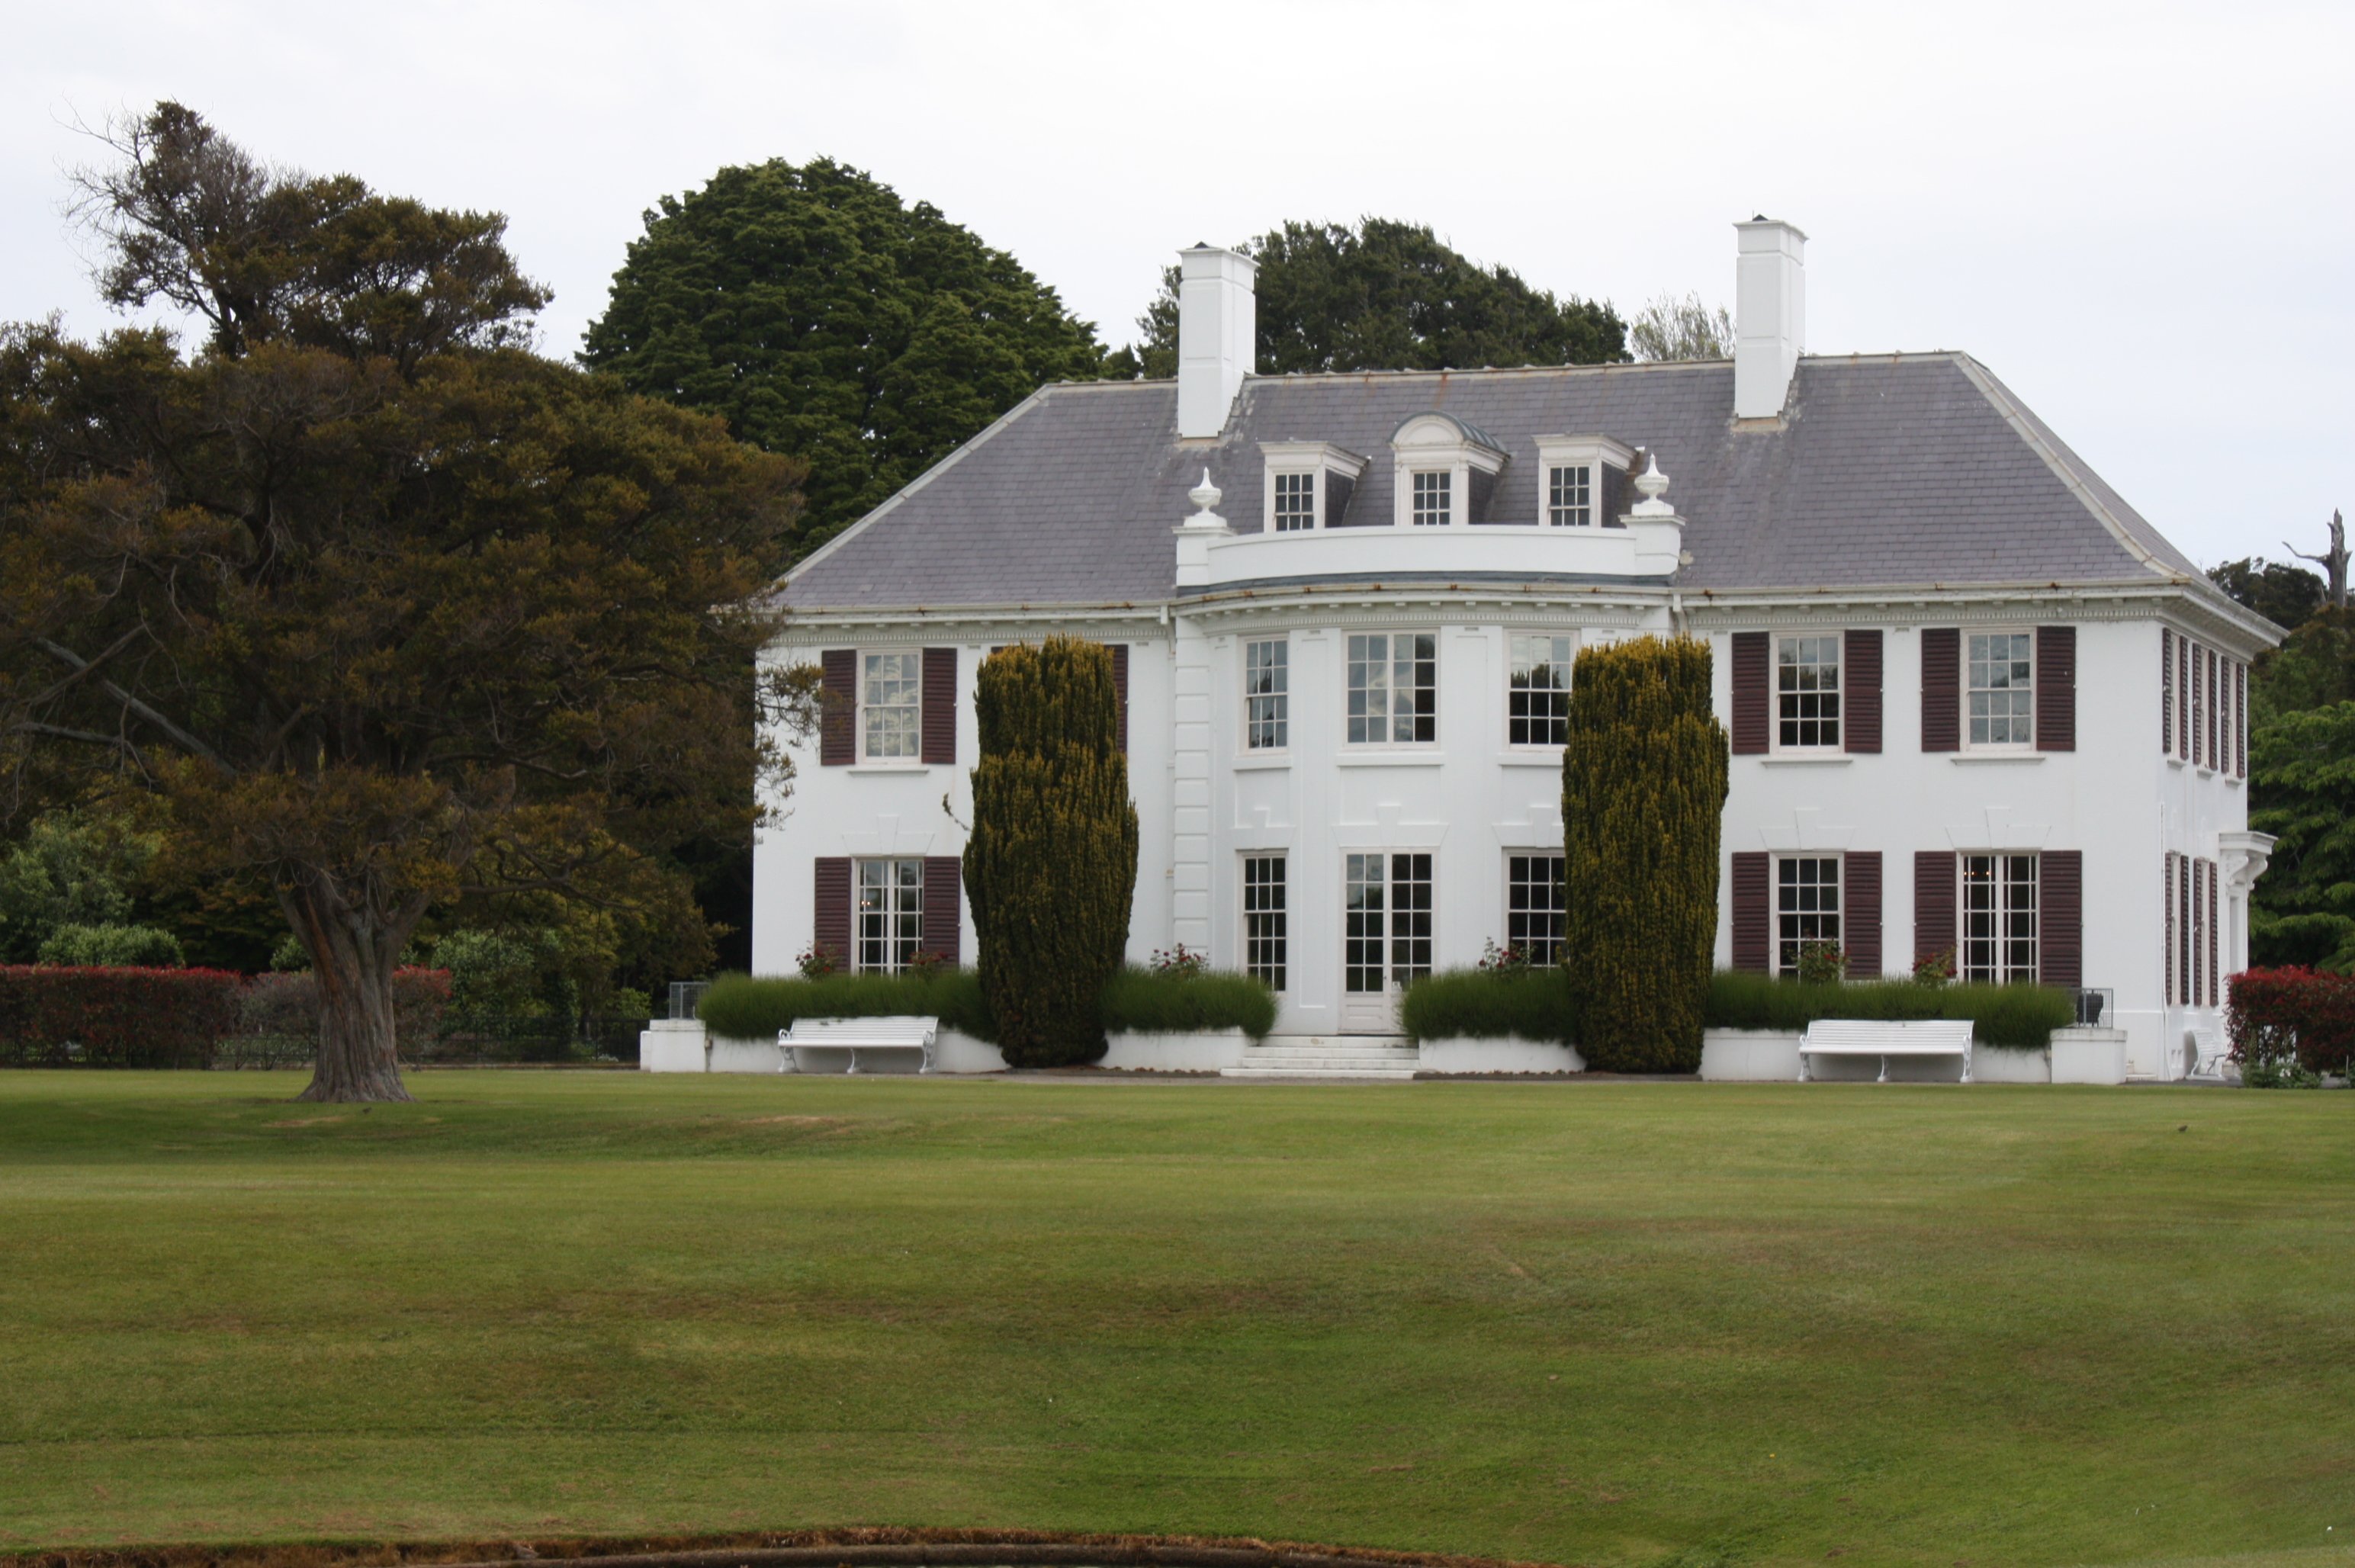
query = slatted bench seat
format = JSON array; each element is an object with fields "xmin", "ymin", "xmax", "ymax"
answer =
[
  {"xmin": 1798, "ymin": 1018, "xmax": 1975, "ymax": 1083},
  {"xmin": 779, "ymin": 1015, "xmax": 938, "ymax": 1075}
]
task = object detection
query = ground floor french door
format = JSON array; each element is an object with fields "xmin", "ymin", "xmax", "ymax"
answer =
[{"xmin": 1341, "ymin": 852, "xmax": 1433, "ymax": 1033}]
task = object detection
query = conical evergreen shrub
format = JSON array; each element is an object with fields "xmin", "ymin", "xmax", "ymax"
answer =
[
  {"xmin": 965, "ymin": 636, "xmax": 1140, "ymax": 1065},
  {"xmin": 1561, "ymin": 635, "xmax": 1729, "ymax": 1072}
]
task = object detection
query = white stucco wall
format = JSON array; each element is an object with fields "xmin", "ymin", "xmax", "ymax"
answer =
[{"xmin": 754, "ymin": 587, "xmax": 2266, "ymax": 1081}]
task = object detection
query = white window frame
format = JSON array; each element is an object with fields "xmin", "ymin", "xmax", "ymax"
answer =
[
  {"xmin": 1258, "ymin": 441, "xmax": 1367, "ymax": 534},
  {"xmin": 1508, "ymin": 633, "xmax": 1576, "ymax": 748},
  {"xmin": 1532, "ymin": 435, "xmax": 1634, "ymax": 526},
  {"xmin": 1345, "ymin": 851, "xmax": 1433, "ymax": 994},
  {"xmin": 1505, "ymin": 852, "xmax": 1567, "ymax": 967},
  {"xmin": 1242, "ymin": 853, "xmax": 1288, "ymax": 993},
  {"xmin": 1774, "ymin": 853, "xmax": 1843, "ymax": 977},
  {"xmin": 853, "ymin": 856, "xmax": 925, "ymax": 974},
  {"xmin": 1958, "ymin": 852, "xmax": 2039, "ymax": 985},
  {"xmin": 858, "ymin": 648, "xmax": 924, "ymax": 763},
  {"xmin": 1965, "ymin": 628, "xmax": 2035, "ymax": 752},
  {"xmin": 1389, "ymin": 413, "xmax": 1505, "ymax": 529},
  {"xmin": 1773, "ymin": 633, "xmax": 1843, "ymax": 752},
  {"xmin": 1243, "ymin": 637, "xmax": 1289, "ymax": 751},
  {"xmin": 1409, "ymin": 469, "xmax": 1452, "ymax": 527},
  {"xmin": 1345, "ymin": 631, "xmax": 1439, "ymax": 747}
]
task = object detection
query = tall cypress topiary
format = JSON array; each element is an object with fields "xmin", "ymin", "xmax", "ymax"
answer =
[
  {"xmin": 965, "ymin": 637, "xmax": 1139, "ymax": 1065},
  {"xmin": 1561, "ymin": 635, "xmax": 1730, "ymax": 1072}
]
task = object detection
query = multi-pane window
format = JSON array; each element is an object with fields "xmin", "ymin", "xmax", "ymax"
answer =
[
  {"xmin": 1411, "ymin": 471, "xmax": 1452, "ymax": 526},
  {"xmin": 1775, "ymin": 856, "xmax": 1842, "ymax": 976},
  {"xmin": 1347, "ymin": 632, "xmax": 1438, "ymax": 744},
  {"xmin": 1507, "ymin": 853, "xmax": 1567, "ymax": 966},
  {"xmin": 1547, "ymin": 464, "xmax": 1592, "ymax": 526},
  {"xmin": 854, "ymin": 858, "xmax": 924, "ymax": 973},
  {"xmin": 1345, "ymin": 852, "xmax": 1432, "ymax": 992},
  {"xmin": 1242, "ymin": 856, "xmax": 1287, "ymax": 991},
  {"xmin": 1244, "ymin": 638, "xmax": 1289, "ymax": 750},
  {"xmin": 861, "ymin": 651, "xmax": 923, "ymax": 760},
  {"xmin": 1508, "ymin": 635, "xmax": 1574, "ymax": 746},
  {"xmin": 1273, "ymin": 471, "xmax": 1316, "ymax": 532},
  {"xmin": 1967, "ymin": 632, "xmax": 2034, "ymax": 747},
  {"xmin": 1959, "ymin": 853, "xmax": 2039, "ymax": 984},
  {"xmin": 1776, "ymin": 635, "xmax": 1842, "ymax": 748}
]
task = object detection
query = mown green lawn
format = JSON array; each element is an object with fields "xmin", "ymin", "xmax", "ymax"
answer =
[{"xmin": 0, "ymin": 1071, "xmax": 2348, "ymax": 1568}]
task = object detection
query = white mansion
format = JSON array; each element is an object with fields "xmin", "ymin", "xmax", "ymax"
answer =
[{"xmin": 753, "ymin": 220, "xmax": 2276, "ymax": 1079}]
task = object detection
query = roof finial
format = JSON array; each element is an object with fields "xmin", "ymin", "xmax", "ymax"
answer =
[
  {"xmin": 1188, "ymin": 467, "xmax": 1222, "ymax": 515},
  {"xmin": 1631, "ymin": 451, "xmax": 1673, "ymax": 514}
]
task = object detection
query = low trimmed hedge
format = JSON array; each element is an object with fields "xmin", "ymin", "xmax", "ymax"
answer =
[
  {"xmin": 1100, "ymin": 966, "xmax": 1275, "ymax": 1039},
  {"xmin": 699, "ymin": 970, "xmax": 997, "ymax": 1043},
  {"xmin": 1400, "ymin": 967, "xmax": 1578, "ymax": 1044},
  {"xmin": 0, "ymin": 966, "xmax": 244, "ymax": 1068},
  {"xmin": 699, "ymin": 966, "xmax": 1277, "ymax": 1049},
  {"xmin": 1704, "ymin": 970, "xmax": 2074, "ymax": 1049}
]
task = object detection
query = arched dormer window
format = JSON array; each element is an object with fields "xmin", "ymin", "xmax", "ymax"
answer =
[{"xmin": 1390, "ymin": 412, "xmax": 1507, "ymax": 528}]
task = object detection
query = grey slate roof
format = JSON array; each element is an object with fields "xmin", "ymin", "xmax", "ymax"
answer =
[{"xmin": 780, "ymin": 353, "xmax": 2212, "ymax": 611}]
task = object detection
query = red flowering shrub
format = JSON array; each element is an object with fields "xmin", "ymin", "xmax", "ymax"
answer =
[
  {"xmin": 0, "ymin": 966, "xmax": 245, "ymax": 1068},
  {"xmin": 2226, "ymin": 966, "xmax": 2355, "ymax": 1075}
]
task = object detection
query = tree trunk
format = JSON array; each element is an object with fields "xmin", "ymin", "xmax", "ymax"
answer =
[{"xmin": 281, "ymin": 874, "xmax": 421, "ymax": 1104}]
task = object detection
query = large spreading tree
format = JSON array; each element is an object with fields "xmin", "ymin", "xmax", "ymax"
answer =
[
  {"xmin": 1111, "ymin": 217, "xmax": 1627, "ymax": 377},
  {"xmin": 0, "ymin": 104, "xmax": 812, "ymax": 1100},
  {"xmin": 581, "ymin": 159, "xmax": 1110, "ymax": 555}
]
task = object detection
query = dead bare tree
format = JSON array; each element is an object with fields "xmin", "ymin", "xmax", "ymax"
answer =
[{"xmin": 2288, "ymin": 509, "xmax": 2349, "ymax": 609}]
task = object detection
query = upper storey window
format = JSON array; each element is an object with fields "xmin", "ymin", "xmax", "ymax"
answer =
[
  {"xmin": 1968, "ymin": 631, "xmax": 2035, "ymax": 748},
  {"xmin": 860, "ymin": 651, "xmax": 923, "ymax": 761},
  {"xmin": 1777, "ymin": 635, "xmax": 1841, "ymax": 749},
  {"xmin": 1258, "ymin": 441, "xmax": 1367, "ymax": 532},
  {"xmin": 1532, "ymin": 435, "xmax": 1634, "ymax": 527},
  {"xmin": 1389, "ymin": 413, "xmax": 1505, "ymax": 527}
]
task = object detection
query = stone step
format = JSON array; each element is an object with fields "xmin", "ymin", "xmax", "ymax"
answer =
[
  {"xmin": 1221, "ymin": 1038, "xmax": 1422, "ymax": 1081},
  {"xmin": 1222, "ymin": 1065, "xmax": 1419, "ymax": 1081}
]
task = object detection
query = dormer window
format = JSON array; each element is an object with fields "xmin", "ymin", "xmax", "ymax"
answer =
[
  {"xmin": 1533, "ymin": 435, "xmax": 1634, "ymax": 527},
  {"xmin": 1259, "ymin": 441, "xmax": 1367, "ymax": 532},
  {"xmin": 1411, "ymin": 471, "xmax": 1452, "ymax": 526},
  {"xmin": 1389, "ymin": 412, "xmax": 1506, "ymax": 527}
]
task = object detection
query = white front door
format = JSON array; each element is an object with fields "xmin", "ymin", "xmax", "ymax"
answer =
[{"xmin": 1341, "ymin": 852, "xmax": 1431, "ymax": 1033}]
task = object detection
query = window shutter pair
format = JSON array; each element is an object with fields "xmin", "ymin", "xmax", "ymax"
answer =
[
  {"xmin": 810, "ymin": 856, "xmax": 963, "ymax": 968},
  {"xmin": 817, "ymin": 647, "xmax": 959, "ymax": 765},
  {"xmin": 1919, "ymin": 626, "xmax": 2075, "ymax": 751},
  {"xmin": 1910, "ymin": 849, "xmax": 2080, "ymax": 985},
  {"xmin": 1727, "ymin": 630, "xmax": 1883, "ymax": 755},
  {"xmin": 1728, "ymin": 850, "xmax": 1881, "ymax": 977}
]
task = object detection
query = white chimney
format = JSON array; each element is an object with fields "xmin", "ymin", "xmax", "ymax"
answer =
[
  {"xmin": 1733, "ymin": 217, "xmax": 1807, "ymax": 421},
  {"xmin": 1177, "ymin": 244, "xmax": 1256, "ymax": 439}
]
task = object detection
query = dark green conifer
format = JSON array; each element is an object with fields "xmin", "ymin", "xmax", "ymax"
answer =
[
  {"xmin": 1561, "ymin": 635, "xmax": 1729, "ymax": 1072},
  {"xmin": 964, "ymin": 637, "xmax": 1139, "ymax": 1065}
]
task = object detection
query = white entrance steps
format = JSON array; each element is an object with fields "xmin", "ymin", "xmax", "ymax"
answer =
[{"xmin": 1220, "ymin": 1036, "xmax": 1420, "ymax": 1081}]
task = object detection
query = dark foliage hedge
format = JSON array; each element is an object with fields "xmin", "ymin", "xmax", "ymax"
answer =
[
  {"xmin": 1704, "ymin": 971, "xmax": 2074, "ymax": 1049},
  {"xmin": 1400, "ymin": 968, "xmax": 1579, "ymax": 1044},
  {"xmin": 2227, "ymin": 966, "xmax": 2355, "ymax": 1075},
  {"xmin": 698, "ymin": 967, "xmax": 1275, "ymax": 1047},
  {"xmin": 241, "ymin": 968, "xmax": 451, "ymax": 1042},
  {"xmin": 0, "ymin": 966, "xmax": 244, "ymax": 1067}
]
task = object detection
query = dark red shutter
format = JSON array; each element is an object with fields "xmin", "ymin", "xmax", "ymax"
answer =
[
  {"xmin": 920, "ymin": 647, "xmax": 957, "ymax": 765},
  {"xmin": 819, "ymin": 650, "xmax": 856, "ymax": 765},
  {"xmin": 2035, "ymin": 626, "xmax": 2076, "ymax": 752},
  {"xmin": 1914, "ymin": 850, "xmax": 1955, "ymax": 969},
  {"xmin": 1108, "ymin": 643, "xmax": 1130, "ymax": 753},
  {"xmin": 2161, "ymin": 629, "xmax": 2174, "ymax": 756},
  {"xmin": 1920, "ymin": 629, "xmax": 1960, "ymax": 752},
  {"xmin": 2177, "ymin": 638, "xmax": 2191, "ymax": 760},
  {"xmin": 2042, "ymin": 850, "xmax": 2082, "ymax": 988},
  {"xmin": 1844, "ymin": 852, "xmax": 1882, "ymax": 978},
  {"xmin": 2206, "ymin": 648, "xmax": 2220, "ymax": 768},
  {"xmin": 2163, "ymin": 853, "xmax": 2177, "ymax": 1005},
  {"xmin": 922, "ymin": 856, "xmax": 962, "ymax": 966},
  {"xmin": 2190, "ymin": 644, "xmax": 2204, "ymax": 766},
  {"xmin": 813, "ymin": 856, "xmax": 852, "ymax": 968},
  {"xmin": 1844, "ymin": 630, "xmax": 1882, "ymax": 753},
  {"xmin": 2238, "ymin": 662, "xmax": 2248, "ymax": 776},
  {"xmin": 2208, "ymin": 857, "xmax": 2219, "ymax": 1000},
  {"xmin": 1731, "ymin": 632, "xmax": 1769, "ymax": 754},
  {"xmin": 1731, "ymin": 851, "xmax": 1770, "ymax": 972}
]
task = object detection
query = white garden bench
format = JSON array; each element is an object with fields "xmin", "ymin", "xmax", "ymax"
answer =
[
  {"xmin": 779, "ymin": 1015, "xmax": 938, "ymax": 1075},
  {"xmin": 1798, "ymin": 1018, "xmax": 1975, "ymax": 1083}
]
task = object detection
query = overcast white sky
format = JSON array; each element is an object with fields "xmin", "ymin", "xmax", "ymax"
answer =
[{"xmin": 5, "ymin": 0, "xmax": 2348, "ymax": 570}]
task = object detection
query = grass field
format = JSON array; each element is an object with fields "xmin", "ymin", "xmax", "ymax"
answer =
[{"xmin": 0, "ymin": 1071, "xmax": 2349, "ymax": 1568}]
